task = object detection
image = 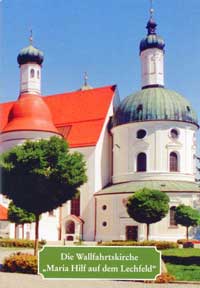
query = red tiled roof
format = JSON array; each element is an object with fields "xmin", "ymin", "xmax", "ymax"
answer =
[
  {"xmin": 0, "ymin": 204, "xmax": 8, "ymax": 220},
  {"xmin": 67, "ymin": 214, "xmax": 84, "ymax": 223},
  {"xmin": 0, "ymin": 85, "xmax": 116, "ymax": 148}
]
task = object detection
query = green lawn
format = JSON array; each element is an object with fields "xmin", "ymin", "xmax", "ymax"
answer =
[
  {"xmin": 162, "ymin": 248, "xmax": 200, "ymax": 281},
  {"xmin": 162, "ymin": 248, "xmax": 200, "ymax": 257},
  {"xmin": 166, "ymin": 263, "xmax": 200, "ymax": 281}
]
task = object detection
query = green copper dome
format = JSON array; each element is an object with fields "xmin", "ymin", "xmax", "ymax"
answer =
[
  {"xmin": 17, "ymin": 45, "xmax": 44, "ymax": 65},
  {"xmin": 113, "ymin": 88, "xmax": 198, "ymax": 126}
]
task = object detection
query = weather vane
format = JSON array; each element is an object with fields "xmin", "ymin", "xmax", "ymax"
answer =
[
  {"xmin": 150, "ymin": 0, "xmax": 154, "ymax": 19},
  {"xmin": 84, "ymin": 72, "xmax": 88, "ymax": 86},
  {"xmin": 29, "ymin": 29, "xmax": 33, "ymax": 45}
]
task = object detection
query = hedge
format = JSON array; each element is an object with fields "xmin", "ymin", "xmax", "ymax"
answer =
[
  {"xmin": 177, "ymin": 239, "xmax": 200, "ymax": 245},
  {"xmin": 3, "ymin": 252, "xmax": 37, "ymax": 274},
  {"xmin": 0, "ymin": 238, "xmax": 46, "ymax": 248},
  {"xmin": 98, "ymin": 240, "xmax": 178, "ymax": 250},
  {"xmin": 162, "ymin": 255, "xmax": 200, "ymax": 265}
]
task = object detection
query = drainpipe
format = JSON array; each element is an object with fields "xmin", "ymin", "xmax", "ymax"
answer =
[
  {"xmin": 58, "ymin": 207, "xmax": 62, "ymax": 241},
  {"xmin": 94, "ymin": 197, "xmax": 97, "ymax": 241}
]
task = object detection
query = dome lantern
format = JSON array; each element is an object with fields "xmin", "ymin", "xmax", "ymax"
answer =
[
  {"xmin": 18, "ymin": 32, "xmax": 44, "ymax": 95},
  {"xmin": 139, "ymin": 3, "xmax": 165, "ymax": 89}
]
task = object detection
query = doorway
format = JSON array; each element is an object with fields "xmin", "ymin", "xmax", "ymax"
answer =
[{"xmin": 126, "ymin": 225, "xmax": 138, "ymax": 241}]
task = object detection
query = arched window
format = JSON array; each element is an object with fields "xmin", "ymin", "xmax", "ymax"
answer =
[
  {"xmin": 170, "ymin": 152, "xmax": 178, "ymax": 172},
  {"xmin": 37, "ymin": 70, "xmax": 40, "ymax": 79},
  {"xmin": 136, "ymin": 129, "xmax": 146, "ymax": 139},
  {"xmin": 65, "ymin": 220, "xmax": 75, "ymax": 234},
  {"xmin": 170, "ymin": 206, "xmax": 177, "ymax": 226},
  {"xmin": 30, "ymin": 69, "xmax": 35, "ymax": 78},
  {"xmin": 137, "ymin": 152, "xmax": 147, "ymax": 172}
]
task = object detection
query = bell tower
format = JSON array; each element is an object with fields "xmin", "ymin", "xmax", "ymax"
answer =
[
  {"xmin": 140, "ymin": 1, "xmax": 165, "ymax": 89},
  {"xmin": 17, "ymin": 32, "xmax": 44, "ymax": 95}
]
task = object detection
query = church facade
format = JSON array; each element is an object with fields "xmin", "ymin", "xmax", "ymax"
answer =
[{"xmin": 0, "ymin": 10, "xmax": 200, "ymax": 242}]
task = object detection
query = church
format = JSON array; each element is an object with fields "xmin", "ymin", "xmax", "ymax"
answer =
[{"xmin": 0, "ymin": 7, "xmax": 200, "ymax": 243}]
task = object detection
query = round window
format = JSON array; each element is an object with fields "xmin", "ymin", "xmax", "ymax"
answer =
[
  {"xmin": 170, "ymin": 129, "xmax": 179, "ymax": 139},
  {"xmin": 102, "ymin": 221, "xmax": 107, "ymax": 227},
  {"xmin": 102, "ymin": 205, "xmax": 107, "ymax": 211},
  {"xmin": 136, "ymin": 129, "xmax": 146, "ymax": 139}
]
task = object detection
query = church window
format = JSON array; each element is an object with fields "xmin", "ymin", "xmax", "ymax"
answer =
[
  {"xmin": 30, "ymin": 68, "xmax": 35, "ymax": 78},
  {"xmin": 136, "ymin": 129, "xmax": 146, "ymax": 139},
  {"xmin": 65, "ymin": 220, "xmax": 75, "ymax": 234},
  {"xmin": 137, "ymin": 104, "xmax": 143, "ymax": 120},
  {"xmin": 102, "ymin": 205, "xmax": 107, "ymax": 211},
  {"xmin": 71, "ymin": 197, "xmax": 80, "ymax": 216},
  {"xmin": 170, "ymin": 206, "xmax": 177, "ymax": 226},
  {"xmin": 170, "ymin": 129, "xmax": 179, "ymax": 139},
  {"xmin": 137, "ymin": 104, "xmax": 143, "ymax": 113},
  {"xmin": 49, "ymin": 210, "xmax": 54, "ymax": 216},
  {"xmin": 170, "ymin": 152, "xmax": 178, "ymax": 172},
  {"xmin": 137, "ymin": 152, "xmax": 147, "ymax": 172},
  {"xmin": 186, "ymin": 106, "xmax": 191, "ymax": 112},
  {"xmin": 37, "ymin": 70, "xmax": 40, "ymax": 79},
  {"xmin": 102, "ymin": 221, "xmax": 107, "ymax": 227}
]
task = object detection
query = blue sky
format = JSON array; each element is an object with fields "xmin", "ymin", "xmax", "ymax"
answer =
[{"xmin": 1, "ymin": 0, "xmax": 200, "ymax": 117}]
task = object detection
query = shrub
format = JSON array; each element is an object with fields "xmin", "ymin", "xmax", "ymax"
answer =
[
  {"xmin": 0, "ymin": 238, "xmax": 46, "ymax": 248},
  {"xmin": 183, "ymin": 242, "xmax": 194, "ymax": 248},
  {"xmin": 177, "ymin": 239, "xmax": 188, "ymax": 245},
  {"xmin": 99, "ymin": 240, "xmax": 178, "ymax": 250},
  {"xmin": 154, "ymin": 272, "xmax": 176, "ymax": 283},
  {"xmin": 3, "ymin": 253, "xmax": 37, "ymax": 274},
  {"xmin": 177, "ymin": 239, "xmax": 200, "ymax": 245},
  {"xmin": 145, "ymin": 273, "xmax": 176, "ymax": 284},
  {"xmin": 162, "ymin": 255, "xmax": 200, "ymax": 265}
]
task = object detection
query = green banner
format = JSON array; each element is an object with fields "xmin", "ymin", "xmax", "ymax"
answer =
[{"xmin": 38, "ymin": 246, "xmax": 161, "ymax": 280}]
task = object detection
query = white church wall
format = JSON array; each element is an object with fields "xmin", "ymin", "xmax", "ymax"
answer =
[
  {"xmin": 38, "ymin": 210, "xmax": 60, "ymax": 241},
  {"xmin": 112, "ymin": 121, "xmax": 197, "ymax": 184},
  {"xmin": 0, "ymin": 130, "xmax": 59, "ymax": 154},
  {"xmin": 95, "ymin": 192, "xmax": 200, "ymax": 242},
  {"xmin": 69, "ymin": 146, "xmax": 96, "ymax": 241},
  {"xmin": 20, "ymin": 63, "xmax": 41, "ymax": 95},
  {"xmin": 94, "ymin": 100, "xmax": 114, "ymax": 192},
  {"xmin": 141, "ymin": 48, "xmax": 164, "ymax": 88}
]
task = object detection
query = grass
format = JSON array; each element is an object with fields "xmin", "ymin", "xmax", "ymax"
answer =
[
  {"xmin": 162, "ymin": 248, "xmax": 200, "ymax": 257},
  {"xmin": 166, "ymin": 263, "xmax": 200, "ymax": 281},
  {"xmin": 162, "ymin": 248, "xmax": 200, "ymax": 281}
]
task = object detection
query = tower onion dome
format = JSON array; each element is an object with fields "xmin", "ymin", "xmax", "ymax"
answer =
[
  {"xmin": 139, "ymin": 18, "xmax": 165, "ymax": 54},
  {"xmin": 3, "ymin": 93, "xmax": 59, "ymax": 134},
  {"xmin": 17, "ymin": 45, "xmax": 44, "ymax": 65},
  {"xmin": 113, "ymin": 88, "xmax": 198, "ymax": 127}
]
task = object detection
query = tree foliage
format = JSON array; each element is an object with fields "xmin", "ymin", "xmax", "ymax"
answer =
[
  {"xmin": 175, "ymin": 205, "xmax": 200, "ymax": 228},
  {"xmin": 127, "ymin": 188, "xmax": 170, "ymax": 224},
  {"xmin": 8, "ymin": 201, "xmax": 36, "ymax": 224},
  {"xmin": 127, "ymin": 188, "xmax": 169, "ymax": 240},
  {"xmin": 0, "ymin": 136, "xmax": 87, "ymax": 253},
  {"xmin": 0, "ymin": 136, "xmax": 87, "ymax": 215}
]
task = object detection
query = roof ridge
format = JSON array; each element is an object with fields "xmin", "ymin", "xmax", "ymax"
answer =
[
  {"xmin": 43, "ymin": 84, "xmax": 116, "ymax": 99},
  {"xmin": 55, "ymin": 117, "xmax": 105, "ymax": 127}
]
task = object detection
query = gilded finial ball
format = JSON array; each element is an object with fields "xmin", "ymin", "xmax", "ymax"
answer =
[{"xmin": 150, "ymin": 8, "xmax": 154, "ymax": 15}]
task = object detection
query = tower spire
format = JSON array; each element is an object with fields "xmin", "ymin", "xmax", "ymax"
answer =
[
  {"xmin": 84, "ymin": 72, "xmax": 88, "ymax": 86},
  {"xmin": 149, "ymin": 0, "xmax": 154, "ymax": 19},
  {"xmin": 139, "ymin": 0, "xmax": 165, "ymax": 89},
  {"xmin": 146, "ymin": 0, "xmax": 157, "ymax": 35},
  {"xmin": 80, "ymin": 72, "xmax": 93, "ymax": 91},
  {"xmin": 29, "ymin": 29, "xmax": 33, "ymax": 45}
]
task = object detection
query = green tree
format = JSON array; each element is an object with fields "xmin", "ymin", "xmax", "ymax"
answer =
[
  {"xmin": 127, "ymin": 188, "xmax": 169, "ymax": 240},
  {"xmin": 175, "ymin": 204, "xmax": 200, "ymax": 240},
  {"xmin": 0, "ymin": 136, "xmax": 87, "ymax": 255},
  {"xmin": 8, "ymin": 201, "xmax": 36, "ymax": 239}
]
